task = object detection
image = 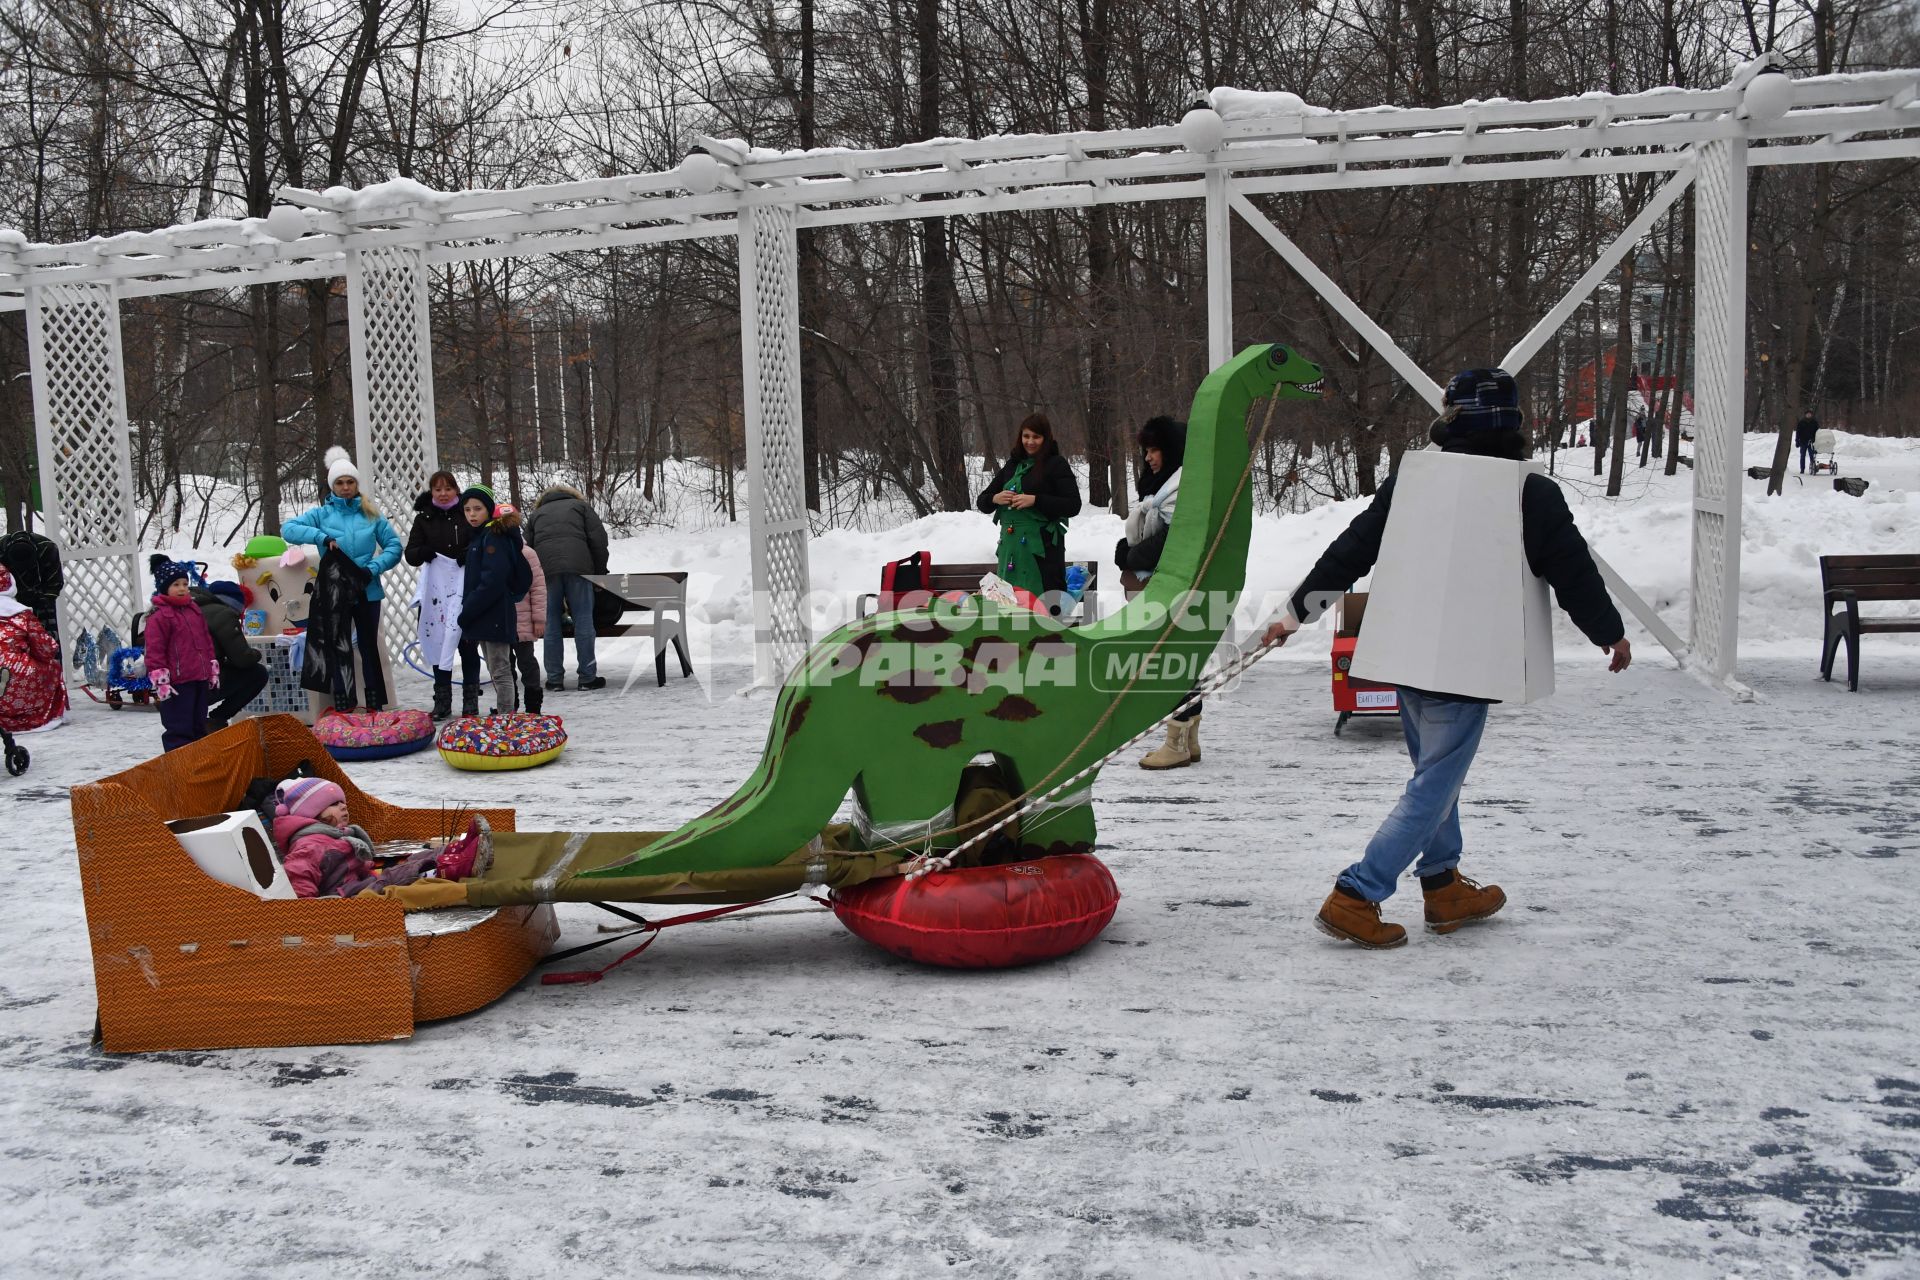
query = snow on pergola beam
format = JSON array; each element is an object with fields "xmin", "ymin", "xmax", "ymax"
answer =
[{"xmin": 2, "ymin": 70, "xmax": 1916, "ymax": 309}]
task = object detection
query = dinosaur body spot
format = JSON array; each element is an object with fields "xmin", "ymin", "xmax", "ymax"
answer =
[
  {"xmin": 784, "ymin": 696, "xmax": 813, "ymax": 743},
  {"xmin": 892, "ymin": 619, "xmax": 956, "ymax": 644},
  {"xmin": 880, "ymin": 678, "xmax": 941, "ymax": 705},
  {"xmin": 914, "ymin": 720, "xmax": 965, "ymax": 749},
  {"xmin": 988, "ymin": 696, "xmax": 1042, "ymax": 722}
]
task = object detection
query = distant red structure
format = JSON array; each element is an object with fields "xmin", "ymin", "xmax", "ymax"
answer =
[{"xmin": 1565, "ymin": 346, "xmax": 1691, "ymax": 420}]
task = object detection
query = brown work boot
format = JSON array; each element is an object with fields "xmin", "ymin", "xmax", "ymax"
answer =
[
  {"xmin": 1315, "ymin": 887, "xmax": 1408, "ymax": 949},
  {"xmin": 1423, "ymin": 871, "xmax": 1506, "ymax": 934}
]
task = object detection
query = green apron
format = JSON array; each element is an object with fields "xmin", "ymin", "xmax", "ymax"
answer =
[{"xmin": 993, "ymin": 458, "xmax": 1066, "ymax": 596}]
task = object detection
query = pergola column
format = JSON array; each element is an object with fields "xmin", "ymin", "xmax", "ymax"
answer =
[
  {"xmin": 24, "ymin": 281, "xmax": 142, "ymax": 657},
  {"xmin": 739, "ymin": 202, "xmax": 813, "ymax": 684},
  {"xmin": 346, "ymin": 244, "xmax": 439, "ymax": 663},
  {"xmin": 1688, "ymin": 134, "xmax": 1748, "ymax": 682}
]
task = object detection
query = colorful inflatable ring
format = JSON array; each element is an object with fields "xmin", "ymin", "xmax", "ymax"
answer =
[
  {"xmin": 314, "ymin": 708, "xmax": 436, "ymax": 761},
  {"xmin": 437, "ymin": 713, "xmax": 567, "ymax": 772},
  {"xmin": 831, "ymin": 853, "xmax": 1120, "ymax": 969}
]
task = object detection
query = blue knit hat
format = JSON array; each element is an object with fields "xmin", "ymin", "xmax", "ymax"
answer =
[
  {"xmin": 208, "ymin": 579, "xmax": 249, "ymax": 608},
  {"xmin": 150, "ymin": 553, "xmax": 204, "ymax": 594},
  {"xmin": 1442, "ymin": 368, "xmax": 1523, "ymax": 433}
]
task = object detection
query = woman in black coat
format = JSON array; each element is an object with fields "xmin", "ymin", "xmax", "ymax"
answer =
[
  {"xmin": 406, "ymin": 470, "xmax": 473, "ymax": 719},
  {"xmin": 975, "ymin": 412, "xmax": 1082, "ymax": 596}
]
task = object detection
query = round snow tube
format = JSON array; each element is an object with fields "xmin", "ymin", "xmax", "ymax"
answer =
[
  {"xmin": 437, "ymin": 713, "xmax": 567, "ymax": 772},
  {"xmin": 315, "ymin": 708, "xmax": 436, "ymax": 761},
  {"xmin": 831, "ymin": 853, "xmax": 1120, "ymax": 969}
]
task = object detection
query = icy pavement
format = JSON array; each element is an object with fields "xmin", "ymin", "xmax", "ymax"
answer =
[{"xmin": 3, "ymin": 647, "xmax": 1918, "ymax": 1278}]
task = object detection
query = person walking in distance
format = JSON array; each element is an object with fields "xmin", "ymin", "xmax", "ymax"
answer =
[
  {"xmin": 1795, "ymin": 408, "xmax": 1820, "ymax": 474},
  {"xmin": 525, "ymin": 484, "xmax": 610, "ymax": 692},
  {"xmin": 1265, "ymin": 368, "xmax": 1632, "ymax": 950}
]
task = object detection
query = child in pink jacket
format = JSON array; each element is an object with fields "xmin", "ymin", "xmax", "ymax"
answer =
[
  {"xmin": 504, "ymin": 508, "xmax": 548, "ymax": 714},
  {"xmin": 271, "ymin": 777, "xmax": 493, "ymax": 898},
  {"xmin": 145, "ymin": 556, "xmax": 219, "ymax": 751}
]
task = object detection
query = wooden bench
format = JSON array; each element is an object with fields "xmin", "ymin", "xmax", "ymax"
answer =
[
  {"xmin": 857, "ymin": 560, "xmax": 1099, "ymax": 625},
  {"xmin": 583, "ymin": 572, "xmax": 694, "ymax": 687},
  {"xmin": 1820, "ymin": 554, "xmax": 1920, "ymax": 691}
]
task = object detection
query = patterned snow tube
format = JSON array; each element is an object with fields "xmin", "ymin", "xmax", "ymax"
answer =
[
  {"xmin": 437, "ymin": 713, "xmax": 567, "ymax": 772},
  {"xmin": 314, "ymin": 708, "xmax": 436, "ymax": 761},
  {"xmin": 831, "ymin": 853, "xmax": 1120, "ymax": 969}
]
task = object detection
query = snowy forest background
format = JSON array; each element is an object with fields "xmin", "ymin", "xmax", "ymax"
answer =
[{"xmin": 1, "ymin": 0, "xmax": 1917, "ymax": 544}]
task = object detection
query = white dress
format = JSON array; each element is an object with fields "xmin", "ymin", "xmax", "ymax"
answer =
[{"xmin": 412, "ymin": 554, "xmax": 465, "ymax": 669}]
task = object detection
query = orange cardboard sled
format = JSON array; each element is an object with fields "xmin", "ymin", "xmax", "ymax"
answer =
[{"xmin": 71, "ymin": 714, "xmax": 553, "ymax": 1053}]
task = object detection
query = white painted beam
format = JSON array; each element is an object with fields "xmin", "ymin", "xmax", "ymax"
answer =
[
  {"xmin": 1500, "ymin": 162, "xmax": 1695, "ymax": 376},
  {"xmin": 1227, "ymin": 191, "xmax": 1444, "ymax": 411}
]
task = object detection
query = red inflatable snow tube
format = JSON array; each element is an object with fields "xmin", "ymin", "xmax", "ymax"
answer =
[{"xmin": 831, "ymin": 853, "xmax": 1121, "ymax": 969}]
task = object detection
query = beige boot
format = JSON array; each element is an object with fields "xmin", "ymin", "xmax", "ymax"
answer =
[
  {"xmin": 1183, "ymin": 715, "xmax": 1201, "ymax": 763},
  {"xmin": 1139, "ymin": 720, "xmax": 1192, "ymax": 769}
]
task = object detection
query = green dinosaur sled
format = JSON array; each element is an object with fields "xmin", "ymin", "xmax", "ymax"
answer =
[{"xmin": 464, "ymin": 344, "xmax": 1324, "ymax": 908}]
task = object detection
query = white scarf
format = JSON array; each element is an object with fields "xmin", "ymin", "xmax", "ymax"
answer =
[
  {"xmin": 0, "ymin": 573, "xmax": 28, "ymax": 620},
  {"xmin": 1123, "ymin": 466, "xmax": 1181, "ymax": 546}
]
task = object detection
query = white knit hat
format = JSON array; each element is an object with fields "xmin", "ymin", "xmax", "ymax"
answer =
[{"xmin": 325, "ymin": 446, "xmax": 360, "ymax": 487}]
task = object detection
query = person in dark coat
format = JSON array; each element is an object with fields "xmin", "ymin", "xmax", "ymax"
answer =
[
  {"xmin": 976, "ymin": 412, "xmax": 1083, "ymax": 597},
  {"xmin": 1115, "ymin": 416, "xmax": 1204, "ymax": 769},
  {"xmin": 524, "ymin": 485, "xmax": 609, "ymax": 691},
  {"xmin": 405, "ymin": 470, "xmax": 473, "ymax": 719},
  {"xmin": 458, "ymin": 486, "xmax": 533, "ymax": 715},
  {"xmin": 1795, "ymin": 409, "xmax": 1820, "ymax": 473},
  {"xmin": 191, "ymin": 580, "xmax": 268, "ymax": 730},
  {"xmin": 0, "ymin": 529, "xmax": 63, "ymax": 643},
  {"xmin": 1265, "ymin": 367, "xmax": 1632, "ymax": 951}
]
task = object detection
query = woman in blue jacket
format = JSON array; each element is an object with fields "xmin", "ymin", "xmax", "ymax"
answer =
[{"xmin": 281, "ymin": 447, "xmax": 404, "ymax": 711}]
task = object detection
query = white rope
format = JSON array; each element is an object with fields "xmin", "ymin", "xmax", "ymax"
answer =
[{"xmin": 902, "ymin": 625, "xmax": 1292, "ymax": 878}]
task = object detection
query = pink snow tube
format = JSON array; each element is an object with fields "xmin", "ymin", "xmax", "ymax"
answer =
[{"xmin": 313, "ymin": 707, "xmax": 437, "ymax": 761}]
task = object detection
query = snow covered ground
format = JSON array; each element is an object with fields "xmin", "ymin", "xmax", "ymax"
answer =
[{"xmin": 5, "ymin": 430, "xmax": 1917, "ymax": 1277}]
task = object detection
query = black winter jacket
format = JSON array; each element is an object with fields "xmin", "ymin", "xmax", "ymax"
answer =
[
  {"xmin": 189, "ymin": 587, "xmax": 262, "ymax": 669},
  {"xmin": 1288, "ymin": 464, "xmax": 1625, "ymax": 700},
  {"xmin": 1794, "ymin": 415, "xmax": 1820, "ymax": 447},
  {"xmin": 975, "ymin": 452, "xmax": 1083, "ymax": 522},
  {"xmin": 404, "ymin": 492, "xmax": 472, "ymax": 566},
  {"xmin": 459, "ymin": 512, "xmax": 533, "ymax": 644},
  {"xmin": 524, "ymin": 487, "xmax": 609, "ymax": 578}
]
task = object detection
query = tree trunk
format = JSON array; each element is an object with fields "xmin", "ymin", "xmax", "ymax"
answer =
[{"xmin": 916, "ymin": 0, "xmax": 966, "ymax": 509}]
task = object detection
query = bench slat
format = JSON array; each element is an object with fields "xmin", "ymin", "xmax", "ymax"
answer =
[
  {"xmin": 1856, "ymin": 619, "xmax": 1920, "ymax": 633},
  {"xmin": 1828, "ymin": 585, "xmax": 1920, "ymax": 602},
  {"xmin": 1821, "ymin": 554, "xmax": 1920, "ymax": 569}
]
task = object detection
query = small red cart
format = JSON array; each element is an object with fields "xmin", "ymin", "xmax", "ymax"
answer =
[{"xmin": 1331, "ymin": 592, "xmax": 1400, "ymax": 735}]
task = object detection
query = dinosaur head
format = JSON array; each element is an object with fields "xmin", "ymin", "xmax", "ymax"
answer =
[{"xmin": 1264, "ymin": 345, "xmax": 1325, "ymax": 399}]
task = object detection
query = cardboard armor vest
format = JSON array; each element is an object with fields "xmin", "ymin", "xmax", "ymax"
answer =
[{"xmin": 1349, "ymin": 449, "xmax": 1555, "ymax": 704}]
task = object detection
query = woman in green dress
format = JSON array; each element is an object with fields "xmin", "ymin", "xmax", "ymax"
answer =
[{"xmin": 975, "ymin": 412, "xmax": 1083, "ymax": 597}]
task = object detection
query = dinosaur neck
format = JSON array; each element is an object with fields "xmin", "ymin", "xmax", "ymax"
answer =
[{"xmin": 1103, "ymin": 344, "xmax": 1276, "ymax": 632}]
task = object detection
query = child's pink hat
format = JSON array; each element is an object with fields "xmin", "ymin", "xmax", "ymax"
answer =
[{"xmin": 276, "ymin": 777, "xmax": 346, "ymax": 822}]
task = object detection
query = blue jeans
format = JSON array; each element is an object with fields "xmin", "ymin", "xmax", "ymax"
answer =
[
  {"xmin": 1798, "ymin": 441, "xmax": 1816, "ymax": 472},
  {"xmin": 544, "ymin": 573, "xmax": 597, "ymax": 681},
  {"xmin": 1337, "ymin": 689, "xmax": 1490, "ymax": 902}
]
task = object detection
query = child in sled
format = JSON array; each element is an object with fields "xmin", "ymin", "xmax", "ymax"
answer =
[{"xmin": 271, "ymin": 777, "xmax": 493, "ymax": 898}]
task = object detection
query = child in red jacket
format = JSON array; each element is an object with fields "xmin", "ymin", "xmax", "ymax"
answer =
[
  {"xmin": 271, "ymin": 777, "xmax": 493, "ymax": 898},
  {"xmin": 145, "ymin": 556, "xmax": 219, "ymax": 751}
]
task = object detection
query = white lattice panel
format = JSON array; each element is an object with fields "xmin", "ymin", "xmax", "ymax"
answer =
[
  {"xmin": 25, "ymin": 282, "xmax": 141, "ymax": 656},
  {"xmin": 740, "ymin": 204, "xmax": 812, "ymax": 682},
  {"xmin": 348, "ymin": 246, "xmax": 439, "ymax": 664},
  {"xmin": 1688, "ymin": 137, "xmax": 1746, "ymax": 680}
]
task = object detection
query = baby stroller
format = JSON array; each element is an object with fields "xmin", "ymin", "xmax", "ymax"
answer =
[{"xmin": 0, "ymin": 670, "xmax": 30, "ymax": 777}]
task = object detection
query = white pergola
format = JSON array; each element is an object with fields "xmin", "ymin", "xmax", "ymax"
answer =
[{"xmin": 5, "ymin": 55, "xmax": 1918, "ymax": 690}]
